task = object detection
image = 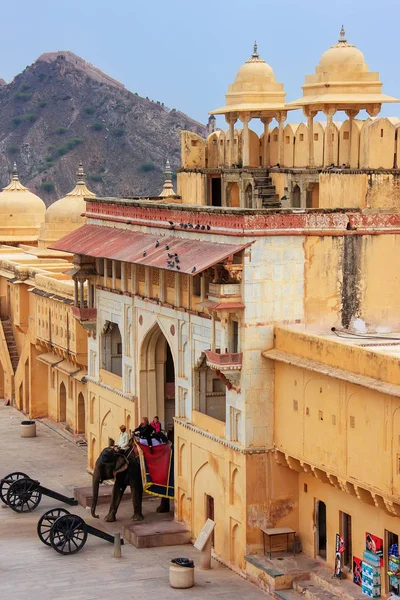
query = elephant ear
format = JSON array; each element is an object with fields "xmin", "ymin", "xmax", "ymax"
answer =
[{"xmin": 113, "ymin": 454, "xmax": 129, "ymax": 477}]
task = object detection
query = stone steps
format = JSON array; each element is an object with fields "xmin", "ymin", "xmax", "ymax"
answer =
[
  {"xmin": 1, "ymin": 319, "xmax": 19, "ymax": 372},
  {"xmin": 294, "ymin": 579, "xmax": 339, "ymax": 600}
]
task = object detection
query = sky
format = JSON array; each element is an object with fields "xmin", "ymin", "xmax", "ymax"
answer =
[{"xmin": 1, "ymin": 0, "xmax": 400, "ymax": 129}]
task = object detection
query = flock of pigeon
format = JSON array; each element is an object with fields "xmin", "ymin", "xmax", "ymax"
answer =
[{"xmin": 141, "ymin": 221, "xmax": 210, "ymax": 274}]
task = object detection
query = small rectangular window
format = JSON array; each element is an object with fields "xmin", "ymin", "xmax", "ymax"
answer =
[
  {"xmin": 314, "ymin": 133, "xmax": 319, "ymax": 141},
  {"xmin": 299, "ymin": 134, "xmax": 304, "ymax": 141},
  {"xmin": 381, "ymin": 129, "xmax": 384, "ymax": 138},
  {"xmin": 343, "ymin": 131, "xmax": 350, "ymax": 140},
  {"xmin": 274, "ymin": 134, "xmax": 278, "ymax": 142},
  {"xmin": 191, "ymin": 139, "xmax": 198, "ymax": 147},
  {"xmin": 304, "ymin": 483, "xmax": 308, "ymax": 493},
  {"xmin": 350, "ymin": 415, "xmax": 355, "ymax": 428},
  {"xmin": 306, "ymin": 407, "xmax": 310, "ymax": 416},
  {"xmin": 293, "ymin": 399, "xmax": 298, "ymax": 411},
  {"xmin": 285, "ymin": 136, "xmax": 290, "ymax": 144},
  {"xmin": 331, "ymin": 133, "xmax": 334, "ymax": 141}
]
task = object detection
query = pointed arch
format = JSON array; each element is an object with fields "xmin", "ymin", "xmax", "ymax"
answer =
[{"xmin": 139, "ymin": 320, "xmax": 175, "ymax": 434}]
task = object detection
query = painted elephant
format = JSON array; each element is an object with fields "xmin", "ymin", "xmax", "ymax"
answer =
[{"xmin": 91, "ymin": 447, "xmax": 170, "ymax": 522}]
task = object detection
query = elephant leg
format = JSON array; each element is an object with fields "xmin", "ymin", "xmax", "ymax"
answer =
[
  {"xmin": 105, "ymin": 483, "xmax": 126, "ymax": 522},
  {"xmin": 156, "ymin": 497, "xmax": 170, "ymax": 513},
  {"xmin": 131, "ymin": 481, "xmax": 144, "ymax": 521}
]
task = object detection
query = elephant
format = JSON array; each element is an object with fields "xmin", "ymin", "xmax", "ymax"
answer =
[{"xmin": 90, "ymin": 447, "xmax": 170, "ymax": 522}]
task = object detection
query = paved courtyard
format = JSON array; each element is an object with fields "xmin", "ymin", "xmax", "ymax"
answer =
[{"xmin": 0, "ymin": 404, "xmax": 269, "ymax": 600}]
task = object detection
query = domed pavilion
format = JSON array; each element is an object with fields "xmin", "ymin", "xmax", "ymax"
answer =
[
  {"xmin": 0, "ymin": 163, "xmax": 45, "ymax": 243},
  {"xmin": 210, "ymin": 43, "xmax": 293, "ymax": 167},
  {"xmin": 288, "ymin": 27, "xmax": 399, "ymax": 166},
  {"xmin": 38, "ymin": 162, "xmax": 95, "ymax": 249}
]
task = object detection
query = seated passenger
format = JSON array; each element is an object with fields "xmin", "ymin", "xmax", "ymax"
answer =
[
  {"xmin": 150, "ymin": 416, "xmax": 168, "ymax": 444},
  {"xmin": 133, "ymin": 417, "xmax": 155, "ymax": 453}
]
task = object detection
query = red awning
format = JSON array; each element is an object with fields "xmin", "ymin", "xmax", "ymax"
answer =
[{"xmin": 50, "ymin": 224, "xmax": 251, "ymax": 275}]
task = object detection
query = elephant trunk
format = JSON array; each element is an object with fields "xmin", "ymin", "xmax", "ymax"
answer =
[{"xmin": 91, "ymin": 468, "xmax": 101, "ymax": 519}]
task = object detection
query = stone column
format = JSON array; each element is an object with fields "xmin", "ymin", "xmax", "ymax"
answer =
[
  {"xmin": 344, "ymin": 109, "xmax": 359, "ymax": 168},
  {"xmin": 323, "ymin": 106, "xmax": 337, "ymax": 167},
  {"xmin": 276, "ymin": 111, "xmax": 287, "ymax": 166},
  {"xmin": 304, "ymin": 107, "xmax": 318, "ymax": 167},
  {"xmin": 79, "ymin": 280, "xmax": 85, "ymax": 309},
  {"xmin": 74, "ymin": 279, "xmax": 79, "ymax": 307},
  {"xmin": 261, "ymin": 117, "xmax": 271, "ymax": 167},
  {"xmin": 121, "ymin": 262, "xmax": 126, "ymax": 292},
  {"xmin": 240, "ymin": 112, "xmax": 251, "ymax": 167},
  {"xmin": 225, "ymin": 114, "xmax": 237, "ymax": 167}
]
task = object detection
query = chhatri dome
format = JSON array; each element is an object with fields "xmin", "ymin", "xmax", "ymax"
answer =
[
  {"xmin": 38, "ymin": 162, "xmax": 95, "ymax": 249},
  {"xmin": 210, "ymin": 42, "xmax": 287, "ymax": 115},
  {"xmin": 0, "ymin": 163, "xmax": 46, "ymax": 242},
  {"xmin": 289, "ymin": 27, "xmax": 399, "ymax": 109}
]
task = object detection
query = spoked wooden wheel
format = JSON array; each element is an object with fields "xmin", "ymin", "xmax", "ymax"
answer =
[
  {"xmin": 0, "ymin": 472, "xmax": 29, "ymax": 505},
  {"xmin": 37, "ymin": 508, "xmax": 70, "ymax": 546},
  {"xmin": 50, "ymin": 514, "xmax": 88, "ymax": 555},
  {"xmin": 6, "ymin": 477, "xmax": 42, "ymax": 513}
]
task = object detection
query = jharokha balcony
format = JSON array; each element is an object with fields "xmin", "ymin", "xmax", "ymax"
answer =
[
  {"xmin": 71, "ymin": 306, "xmax": 97, "ymax": 336},
  {"xmin": 204, "ymin": 349, "xmax": 243, "ymax": 371}
]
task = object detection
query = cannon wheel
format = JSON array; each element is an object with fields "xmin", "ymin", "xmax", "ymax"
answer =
[
  {"xmin": 50, "ymin": 514, "xmax": 88, "ymax": 555},
  {"xmin": 6, "ymin": 477, "xmax": 42, "ymax": 513},
  {"xmin": 37, "ymin": 508, "xmax": 70, "ymax": 546},
  {"xmin": 0, "ymin": 472, "xmax": 29, "ymax": 505}
]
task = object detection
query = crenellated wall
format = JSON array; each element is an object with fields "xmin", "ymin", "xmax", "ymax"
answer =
[{"xmin": 181, "ymin": 116, "xmax": 400, "ymax": 170}]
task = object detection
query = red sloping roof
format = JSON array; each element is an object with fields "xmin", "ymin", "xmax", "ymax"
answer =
[{"xmin": 50, "ymin": 224, "xmax": 250, "ymax": 275}]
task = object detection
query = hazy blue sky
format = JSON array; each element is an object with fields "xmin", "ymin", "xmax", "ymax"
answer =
[{"xmin": 1, "ymin": 0, "xmax": 399, "ymax": 127}]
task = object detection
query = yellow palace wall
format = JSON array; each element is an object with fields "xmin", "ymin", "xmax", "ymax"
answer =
[
  {"xmin": 175, "ymin": 420, "xmax": 299, "ymax": 570},
  {"xmin": 298, "ymin": 472, "xmax": 400, "ymax": 593},
  {"xmin": 86, "ymin": 380, "xmax": 137, "ymax": 470}
]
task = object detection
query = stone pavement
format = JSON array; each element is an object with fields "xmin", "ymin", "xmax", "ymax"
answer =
[{"xmin": 0, "ymin": 404, "xmax": 270, "ymax": 600}]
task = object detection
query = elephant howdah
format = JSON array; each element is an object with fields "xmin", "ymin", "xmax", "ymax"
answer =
[{"xmin": 91, "ymin": 443, "xmax": 174, "ymax": 522}]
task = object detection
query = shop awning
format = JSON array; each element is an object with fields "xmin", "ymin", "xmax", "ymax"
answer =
[
  {"xmin": 37, "ymin": 353, "xmax": 63, "ymax": 366},
  {"xmin": 50, "ymin": 224, "xmax": 251, "ymax": 275},
  {"xmin": 55, "ymin": 360, "xmax": 81, "ymax": 375}
]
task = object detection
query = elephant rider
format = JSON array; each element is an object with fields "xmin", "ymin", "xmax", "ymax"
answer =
[
  {"xmin": 133, "ymin": 417, "xmax": 155, "ymax": 453},
  {"xmin": 151, "ymin": 416, "xmax": 168, "ymax": 444},
  {"xmin": 115, "ymin": 425, "xmax": 130, "ymax": 454}
]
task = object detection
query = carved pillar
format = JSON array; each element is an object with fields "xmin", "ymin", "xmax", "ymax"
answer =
[
  {"xmin": 261, "ymin": 117, "xmax": 272, "ymax": 167},
  {"xmin": 74, "ymin": 279, "xmax": 79, "ymax": 307},
  {"xmin": 323, "ymin": 105, "xmax": 337, "ymax": 167},
  {"xmin": 79, "ymin": 280, "xmax": 85, "ymax": 309},
  {"xmin": 304, "ymin": 107, "xmax": 318, "ymax": 167},
  {"xmin": 225, "ymin": 114, "xmax": 238, "ymax": 167},
  {"xmin": 121, "ymin": 262, "xmax": 126, "ymax": 292},
  {"xmin": 345, "ymin": 109, "xmax": 359, "ymax": 168},
  {"xmin": 276, "ymin": 111, "xmax": 287, "ymax": 165},
  {"xmin": 240, "ymin": 112, "xmax": 251, "ymax": 167}
]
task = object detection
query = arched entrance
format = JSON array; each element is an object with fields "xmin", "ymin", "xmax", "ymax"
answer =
[
  {"xmin": 139, "ymin": 323, "xmax": 175, "ymax": 437},
  {"xmin": 59, "ymin": 382, "xmax": 66, "ymax": 423},
  {"xmin": 77, "ymin": 392, "xmax": 85, "ymax": 434}
]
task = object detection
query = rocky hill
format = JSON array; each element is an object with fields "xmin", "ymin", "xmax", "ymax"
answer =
[{"xmin": 0, "ymin": 51, "xmax": 206, "ymax": 205}]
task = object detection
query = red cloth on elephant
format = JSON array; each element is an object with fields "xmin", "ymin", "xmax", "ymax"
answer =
[{"xmin": 137, "ymin": 441, "xmax": 174, "ymax": 499}]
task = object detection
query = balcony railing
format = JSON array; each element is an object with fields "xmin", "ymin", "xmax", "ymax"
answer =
[
  {"xmin": 208, "ymin": 283, "xmax": 241, "ymax": 299},
  {"xmin": 204, "ymin": 349, "xmax": 242, "ymax": 371},
  {"xmin": 71, "ymin": 307, "xmax": 97, "ymax": 321}
]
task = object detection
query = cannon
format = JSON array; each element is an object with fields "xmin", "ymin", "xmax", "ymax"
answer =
[
  {"xmin": 37, "ymin": 508, "xmax": 124, "ymax": 555},
  {"xmin": 0, "ymin": 472, "xmax": 78, "ymax": 513}
]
